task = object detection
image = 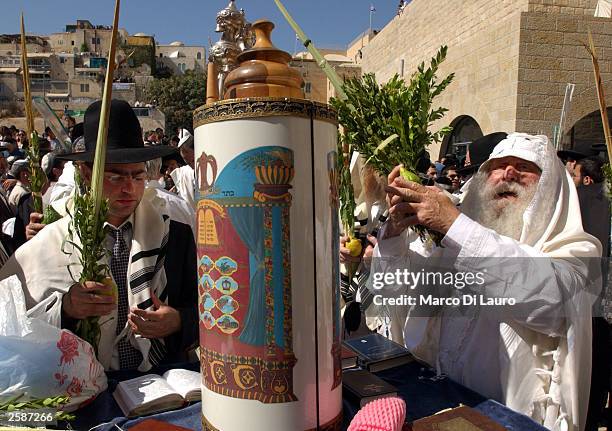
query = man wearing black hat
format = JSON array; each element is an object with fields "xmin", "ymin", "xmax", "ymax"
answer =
[
  {"xmin": 161, "ymin": 151, "xmax": 185, "ymax": 191},
  {"xmin": 455, "ymin": 132, "xmax": 507, "ymax": 202},
  {"xmin": 557, "ymin": 148, "xmax": 597, "ymax": 176},
  {"xmin": 456, "ymin": 132, "xmax": 507, "ymax": 179},
  {"xmin": 0, "ymin": 100, "xmax": 198, "ymax": 371}
]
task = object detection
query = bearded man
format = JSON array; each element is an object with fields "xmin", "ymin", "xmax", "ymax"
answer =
[{"xmin": 370, "ymin": 133, "xmax": 601, "ymax": 430}]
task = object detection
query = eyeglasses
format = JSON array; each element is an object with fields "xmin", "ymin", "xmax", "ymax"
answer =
[{"xmin": 104, "ymin": 171, "xmax": 147, "ymax": 185}]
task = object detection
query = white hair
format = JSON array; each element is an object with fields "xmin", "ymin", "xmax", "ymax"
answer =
[
  {"xmin": 461, "ymin": 171, "xmax": 540, "ymax": 241},
  {"xmin": 145, "ymin": 157, "xmax": 162, "ymax": 180}
]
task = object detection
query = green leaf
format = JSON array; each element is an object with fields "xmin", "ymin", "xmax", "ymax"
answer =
[
  {"xmin": 332, "ymin": 46, "xmax": 454, "ymax": 244},
  {"xmin": 373, "ymin": 134, "xmax": 399, "ymax": 155}
]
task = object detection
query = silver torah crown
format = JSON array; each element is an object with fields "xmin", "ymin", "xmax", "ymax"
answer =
[{"xmin": 209, "ymin": 0, "xmax": 255, "ymax": 97}]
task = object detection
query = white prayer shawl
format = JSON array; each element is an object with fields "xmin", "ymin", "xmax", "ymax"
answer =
[
  {"xmin": 170, "ymin": 165, "xmax": 195, "ymax": 208},
  {"xmin": 371, "ymin": 134, "xmax": 601, "ymax": 431},
  {"xmin": 49, "ymin": 161, "xmax": 76, "ymax": 204},
  {"xmin": 0, "ymin": 188, "xmax": 171, "ymax": 372},
  {"xmin": 8, "ymin": 182, "xmax": 30, "ymax": 211},
  {"xmin": 146, "ymin": 180, "xmax": 195, "ymax": 239}
]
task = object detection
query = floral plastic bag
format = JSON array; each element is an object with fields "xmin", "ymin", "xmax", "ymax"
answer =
[{"xmin": 0, "ymin": 275, "xmax": 107, "ymax": 411}]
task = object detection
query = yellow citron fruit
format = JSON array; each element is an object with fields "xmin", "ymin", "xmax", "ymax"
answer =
[
  {"xmin": 346, "ymin": 237, "xmax": 363, "ymax": 257},
  {"xmin": 100, "ymin": 276, "xmax": 118, "ymax": 300},
  {"xmin": 400, "ymin": 167, "xmax": 421, "ymax": 183}
]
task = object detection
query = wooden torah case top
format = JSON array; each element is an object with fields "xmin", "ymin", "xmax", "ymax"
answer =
[{"xmin": 224, "ymin": 20, "xmax": 305, "ymax": 100}]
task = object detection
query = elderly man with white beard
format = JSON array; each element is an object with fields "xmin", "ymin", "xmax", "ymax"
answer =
[{"xmin": 369, "ymin": 133, "xmax": 601, "ymax": 431}]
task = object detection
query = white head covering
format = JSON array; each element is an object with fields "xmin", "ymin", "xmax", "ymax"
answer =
[
  {"xmin": 479, "ymin": 133, "xmax": 599, "ymax": 257},
  {"xmin": 177, "ymin": 129, "xmax": 193, "ymax": 148},
  {"xmin": 480, "ymin": 133, "xmax": 546, "ymax": 172},
  {"xmin": 41, "ymin": 153, "xmax": 55, "ymax": 176}
]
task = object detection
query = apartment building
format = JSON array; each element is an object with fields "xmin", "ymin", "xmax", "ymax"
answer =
[{"xmin": 156, "ymin": 41, "xmax": 206, "ymax": 75}]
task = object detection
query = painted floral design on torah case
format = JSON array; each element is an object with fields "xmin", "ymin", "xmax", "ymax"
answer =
[{"xmin": 196, "ymin": 146, "xmax": 297, "ymax": 403}]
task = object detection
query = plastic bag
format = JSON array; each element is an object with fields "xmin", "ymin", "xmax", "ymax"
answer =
[{"xmin": 0, "ymin": 275, "xmax": 108, "ymax": 411}]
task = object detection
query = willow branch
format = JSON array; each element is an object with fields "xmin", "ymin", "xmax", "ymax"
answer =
[
  {"xmin": 273, "ymin": 0, "xmax": 348, "ymax": 101},
  {"xmin": 91, "ymin": 0, "xmax": 121, "ymax": 227},
  {"xmin": 584, "ymin": 31, "xmax": 612, "ymax": 161}
]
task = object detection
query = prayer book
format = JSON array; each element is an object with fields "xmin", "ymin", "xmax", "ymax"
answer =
[
  {"xmin": 341, "ymin": 344, "xmax": 359, "ymax": 369},
  {"xmin": 343, "ymin": 369, "xmax": 398, "ymax": 407},
  {"xmin": 113, "ymin": 369, "xmax": 201, "ymax": 418},
  {"xmin": 411, "ymin": 406, "xmax": 507, "ymax": 431},
  {"xmin": 343, "ymin": 333, "xmax": 413, "ymax": 372}
]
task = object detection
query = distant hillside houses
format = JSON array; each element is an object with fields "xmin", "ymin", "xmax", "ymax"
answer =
[{"xmin": 0, "ymin": 19, "xmax": 205, "ymax": 116}]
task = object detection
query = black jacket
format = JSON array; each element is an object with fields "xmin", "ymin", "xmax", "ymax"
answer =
[{"xmin": 160, "ymin": 219, "xmax": 198, "ymax": 363}]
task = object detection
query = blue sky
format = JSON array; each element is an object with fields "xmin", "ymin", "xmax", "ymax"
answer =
[{"xmin": 5, "ymin": 1, "xmax": 399, "ymax": 53}]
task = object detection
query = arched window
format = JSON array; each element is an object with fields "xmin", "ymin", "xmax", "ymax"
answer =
[
  {"xmin": 440, "ymin": 115, "xmax": 483, "ymax": 160},
  {"xmin": 197, "ymin": 52, "xmax": 202, "ymax": 60},
  {"xmin": 565, "ymin": 108, "xmax": 612, "ymax": 157}
]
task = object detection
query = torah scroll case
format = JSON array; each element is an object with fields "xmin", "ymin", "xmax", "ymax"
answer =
[{"xmin": 194, "ymin": 19, "xmax": 342, "ymax": 431}]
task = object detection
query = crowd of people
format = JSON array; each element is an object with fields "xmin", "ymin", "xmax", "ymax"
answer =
[{"xmin": 0, "ymin": 98, "xmax": 610, "ymax": 430}]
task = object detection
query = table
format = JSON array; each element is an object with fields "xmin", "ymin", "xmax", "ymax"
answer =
[{"xmin": 66, "ymin": 362, "xmax": 547, "ymax": 431}]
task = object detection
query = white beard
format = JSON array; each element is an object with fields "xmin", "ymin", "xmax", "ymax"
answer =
[{"xmin": 461, "ymin": 172, "xmax": 538, "ymax": 241}]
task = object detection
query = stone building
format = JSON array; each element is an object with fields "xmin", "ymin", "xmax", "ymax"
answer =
[
  {"xmin": 346, "ymin": 30, "xmax": 377, "ymax": 65},
  {"xmin": 0, "ymin": 35, "xmax": 49, "ymax": 56},
  {"xmin": 291, "ymin": 49, "xmax": 362, "ymax": 104},
  {"xmin": 156, "ymin": 41, "xmax": 206, "ymax": 75},
  {"xmin": 69, "ymin": 67, "xmax": 104, "ymax": 107},
  {"xmin": 0, "ymin": 52, "xmax": 71, "ymax": 108},
  {"xmin": 359, "ymin": 0, "xmax": 612, "ymax": 158},
  {"xmin": 0, "ymin": 67, "xmax": 21, "ymax": 104},
  {"xmin": 49, "ymin": 20, "xmax": 128, "ymax": 56}
]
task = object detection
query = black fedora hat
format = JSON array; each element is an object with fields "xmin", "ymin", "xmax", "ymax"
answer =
[
  {"xmin": 556, "ymin": 148, "xmax": 597, "ymax": 162},
  {"xmin": 457, "ymin": 132, "xmax": 507, "ymax": 175},
  {"xmin": 59, "ymin": 99, "xmax": 175, "ymax": 163},
  {"xmin": 162, "ymin": 150, "xmax": 186, "ymax": 166}
]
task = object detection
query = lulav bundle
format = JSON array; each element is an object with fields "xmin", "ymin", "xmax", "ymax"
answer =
[
  {"xmin": 331, "ymin": 47, "xmax": 454, "ymax": 243},
  {"xmin": 65, "ymin": 171, "xmax": 112, "ymax": 351},
  {"xmin": 66, "ymin": 0, "xmax": 121, "ymax": 351},
  {"xmin": 20, "ymin": 14, "xmax": 46, "ymax": 215},
  {"xmin": 331, "ymin": 46, "xmax": 454, "ymax": 180}
]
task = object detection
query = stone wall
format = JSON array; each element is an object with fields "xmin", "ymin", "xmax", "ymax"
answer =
[
  {"xmin": 516, "ymin": 13, "xmax": 612, "ymax": 138},
  {"xmin": 570, "ymin": 108, "xmax": 610, "ymax": 150},
  {"xmin": 359, "ymin": 0, "xmax": 612, "ymax": 157},
  {"xmin": 360, "ymin": 0, "xmax": 530, "ymax": 157},
  {"xmin": 528, "ymin": 0, "xmax": 598, "ymax": 15}
]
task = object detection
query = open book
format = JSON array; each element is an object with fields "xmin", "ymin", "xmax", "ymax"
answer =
[{"xmin": 113, "ymin": 369, "xmax": 201, "ymax": 417}]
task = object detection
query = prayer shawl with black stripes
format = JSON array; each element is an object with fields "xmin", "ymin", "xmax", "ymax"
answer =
[{"xmin": 0, "ymin": 188, "xmax": 171, "ymax": 371}]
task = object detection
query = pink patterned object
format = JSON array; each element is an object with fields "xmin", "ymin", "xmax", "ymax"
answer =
[{"xmin": 348, "ymin": 396, "xmax": 407, "ymax": 431}]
